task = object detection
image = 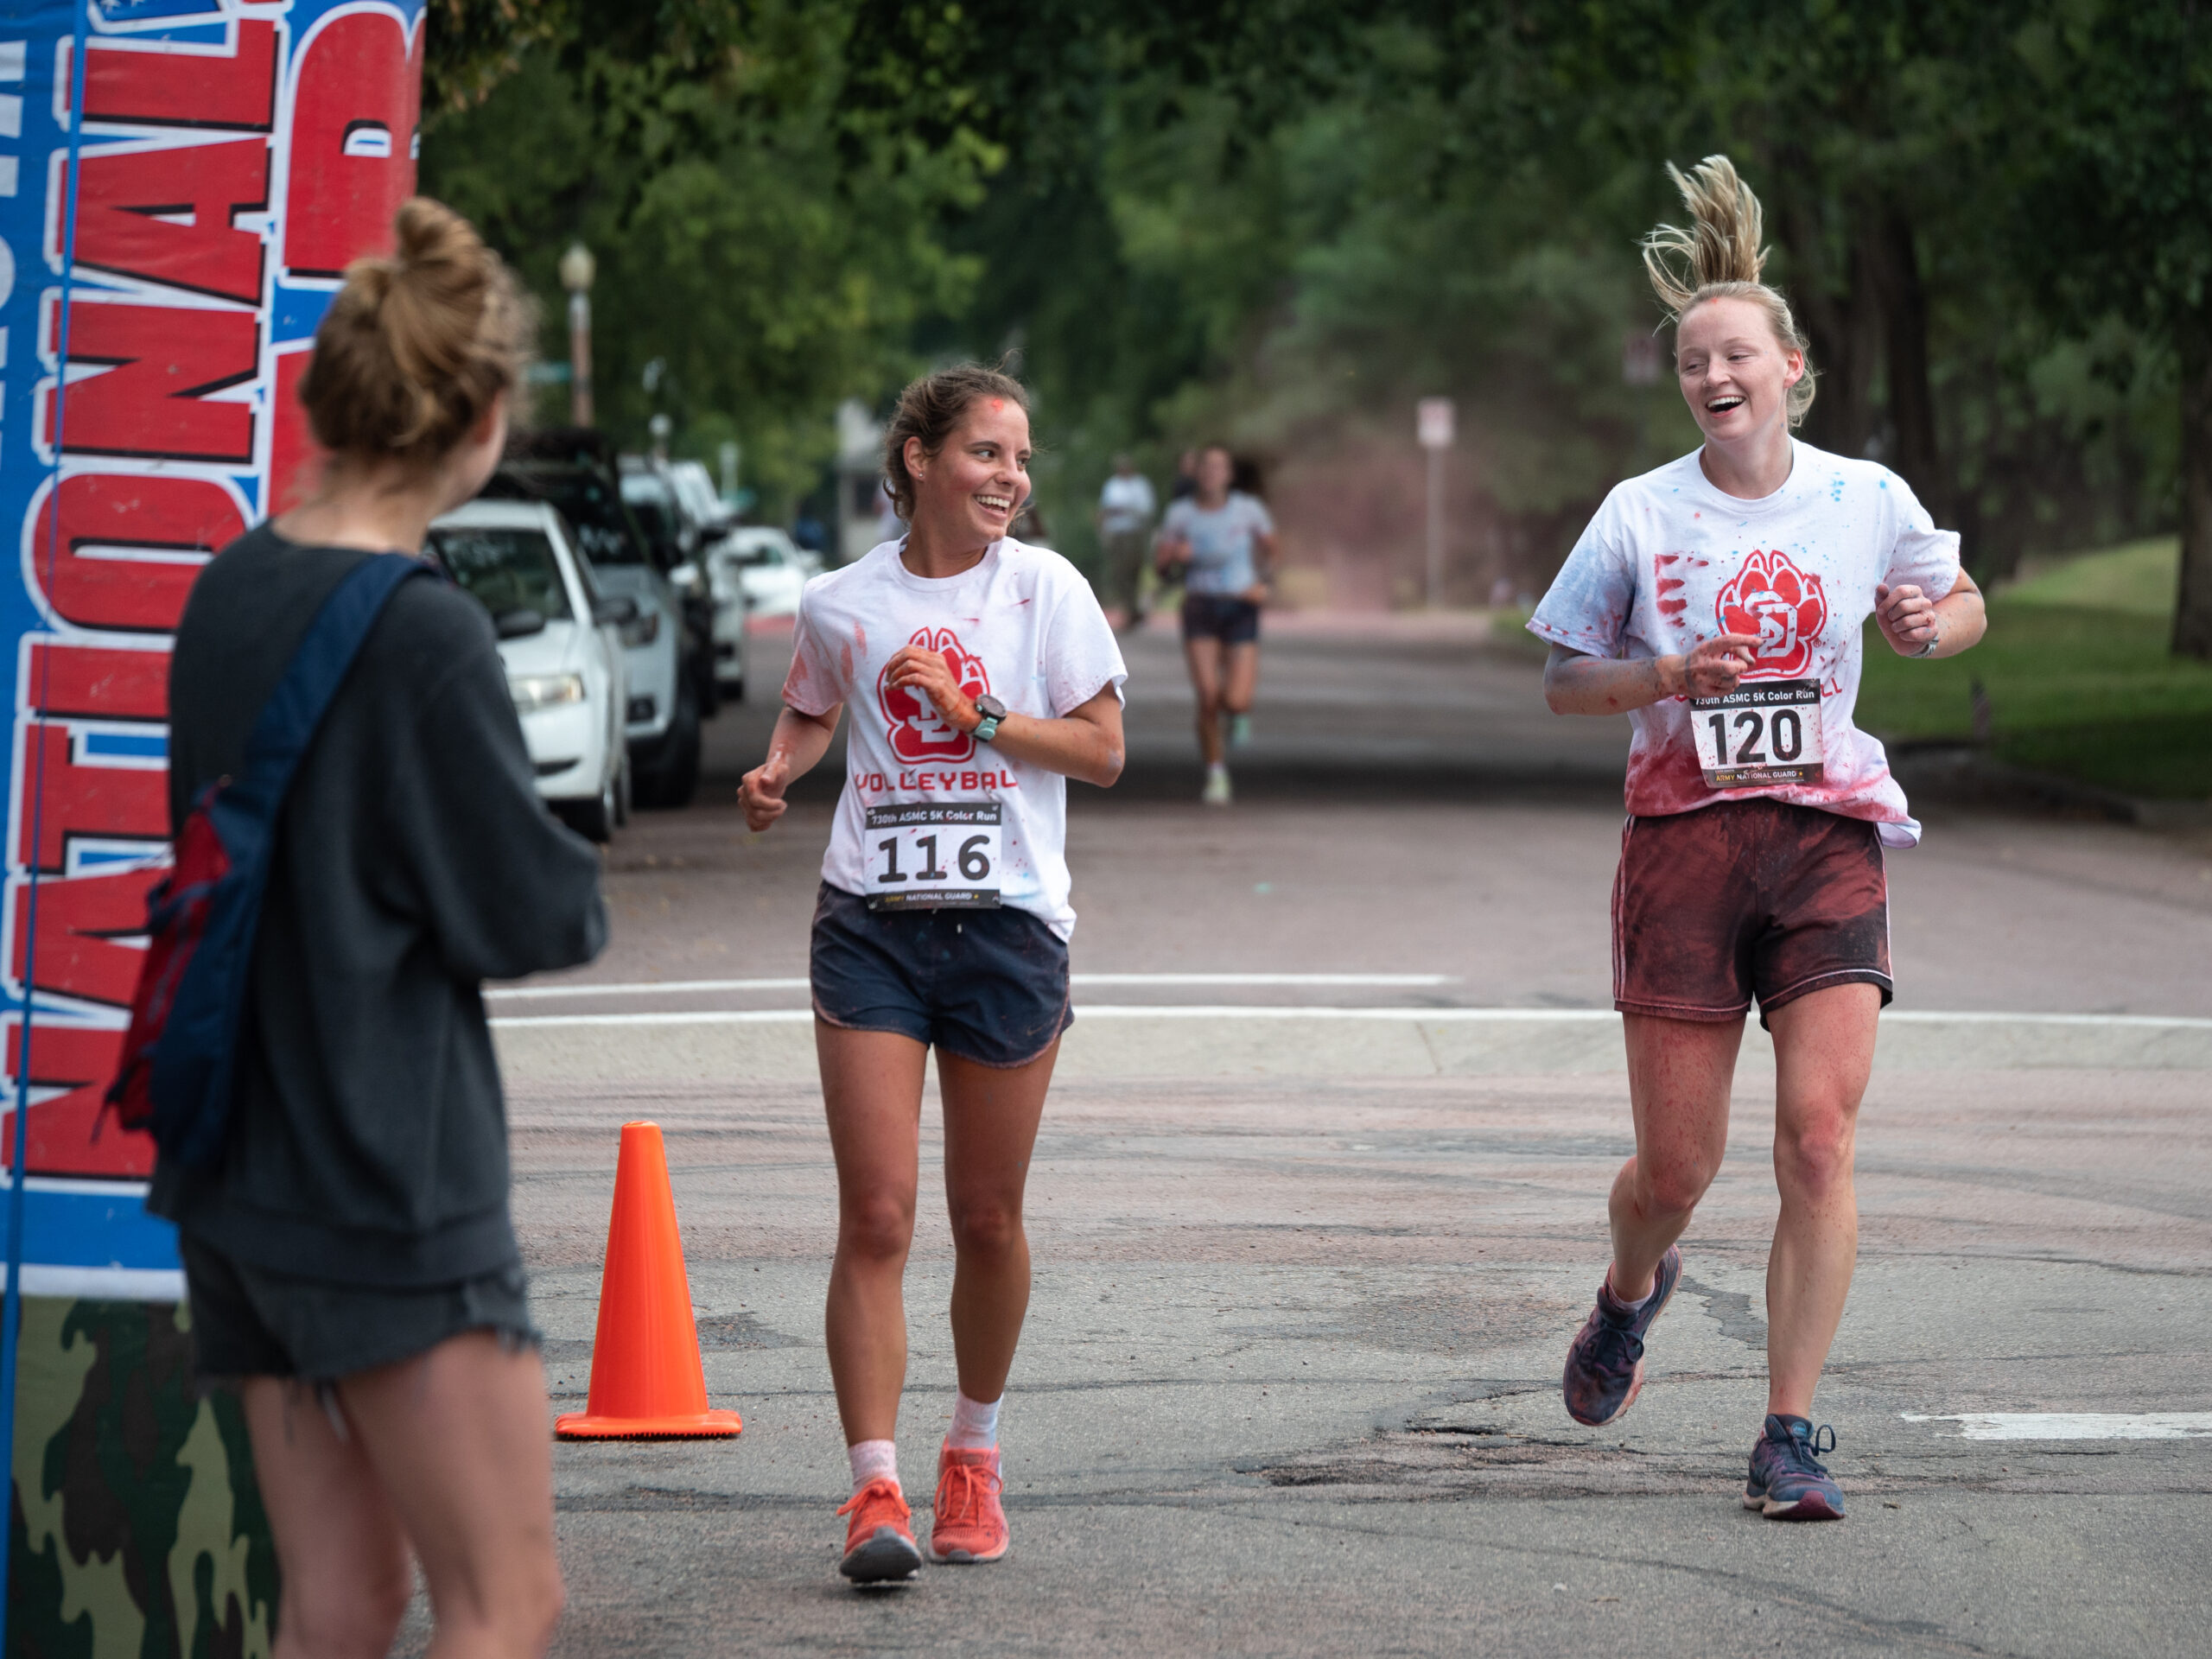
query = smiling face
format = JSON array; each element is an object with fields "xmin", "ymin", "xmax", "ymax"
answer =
[
  {"xmin": 906, "ymin": 397, "xmax": 1032, "ymax": 546},
  {"xmin": 1674, "ymin": 296, "xmax": 1803, "ymax": 448}
]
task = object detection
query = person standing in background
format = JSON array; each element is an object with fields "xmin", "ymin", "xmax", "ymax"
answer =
[
  {"xmin": 1156, "ymin": 443, "xmax": 1278, "ymax": 806},
  {"xmin": 1095, "ymin": 454, "xmax": 1158, "ymax": 631},
  {"xmin": 1168, "ymin": 447, "xmax": 1200, "ymax": 502}
]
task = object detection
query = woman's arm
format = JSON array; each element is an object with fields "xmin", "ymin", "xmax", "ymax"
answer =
[
  {"xmin": 1243, "ymin": 528, "xmax": 1282, "ymax": 602},
  {"xmin": 739, "ymin": 703, "xmax": 841, "ymax": 831},
  {"xmin": 1875, "ymin": 569, "xmax": 1986, "ymax": 658},
  {"xmin": 883, "ymin": 645, "xmax": 1124, "ymax": 787},
  {"xmin": 1543, "ymin": 633, "xmax": 1761, "ymax": 716}
]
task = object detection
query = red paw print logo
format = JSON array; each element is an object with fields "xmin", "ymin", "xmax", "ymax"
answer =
[
  {"xmin": 1716, "ymin": 550, "xmax": 1827, "ymax": 678},
  {"xmin": 879, "ymin": 627, "xmax": 990, "ymax": 763}
]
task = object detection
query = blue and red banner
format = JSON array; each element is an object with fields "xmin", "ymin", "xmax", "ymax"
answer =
[{"xmin": 0, "ymin": 0, "xmax": 424, "ymax": 1292}]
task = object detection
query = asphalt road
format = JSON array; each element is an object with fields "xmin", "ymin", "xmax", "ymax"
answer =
[{"xmin": 429, "ymin": 613, "xmax": 2212, "ymax": 1657}]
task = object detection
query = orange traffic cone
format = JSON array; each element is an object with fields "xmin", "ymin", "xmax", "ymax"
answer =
[{"xmin": 555, "ymin": 1121, "xmax": 743, "ymax": 1440}]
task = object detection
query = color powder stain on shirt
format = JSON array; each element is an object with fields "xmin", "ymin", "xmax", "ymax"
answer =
[
  {"xmin": 854, "ymin": 622, "xmax": 868, "ymax": 654},
  {"xmin": 840, "ymin": 642, "xmax": 854, "ymax": 683}
]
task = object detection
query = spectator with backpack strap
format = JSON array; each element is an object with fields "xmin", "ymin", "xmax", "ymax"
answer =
[{"xmin": 147, "ymin": 198, "xmax": 603, "ymax": 1659}]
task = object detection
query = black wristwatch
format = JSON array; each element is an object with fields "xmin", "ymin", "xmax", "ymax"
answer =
[{"xmin": 971, "ymin": 694, "xmax": 1007, "ymax": 742}]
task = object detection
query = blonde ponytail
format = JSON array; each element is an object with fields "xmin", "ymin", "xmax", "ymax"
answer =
[{"xmin": 1641, "ymin": 155, "xmax": 1816, "ymax": 428}]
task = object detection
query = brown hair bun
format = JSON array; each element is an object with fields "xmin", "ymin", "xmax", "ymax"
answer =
[{"xmin": 298, "ymin": 196, "xmax": 531, "ymax": 465}]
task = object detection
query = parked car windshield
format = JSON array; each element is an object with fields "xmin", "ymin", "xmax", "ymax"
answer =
[
  {"xmin": 620, "ymin": 474, "xmax": 686, "ymax": 562},
  {"xmin": 484, "ymin": 463, "xmax": 657, "ymax": 569},
  {"xmin": 426, "ymin": 525, "xmax": 575, "ymax": 622},
  {"xmin": 731, "ymin": 536, "xmax": 791, "ymax": 567}
]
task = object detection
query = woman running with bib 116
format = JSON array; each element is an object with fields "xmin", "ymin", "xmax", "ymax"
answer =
[
  {"xmin": 740, "ymin": 365, "xmax": 1127, "ymax": 1583},
  {"xmin": 1529, "ymin": 156, "xmax": 1985, "ymax": 1522}
]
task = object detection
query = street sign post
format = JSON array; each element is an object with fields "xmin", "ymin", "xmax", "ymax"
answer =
[{"xmin": 1417, "ymin": 397, "xmax": 1454, "ymax": 609}]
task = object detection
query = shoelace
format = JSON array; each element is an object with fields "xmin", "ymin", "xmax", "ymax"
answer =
[
  {"xmin": 1586, "ymin": 1309, "xmax": 1646, "ymax": 1371},
  {"xmin": 1777, "ymin": 1424, "xmax": 1839, "ymax": 1477},
  {"xmin": 936, "ymin": 1459, "xmax": 1001, "ymax": 1528},
  {"xmin": 837, "ymin": 1479, "xmax": 909, "ymax": 1528}
]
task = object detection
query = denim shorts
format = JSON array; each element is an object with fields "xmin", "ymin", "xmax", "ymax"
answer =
[
  {"xmin": 810, "ymin": 882, "xmax": 1072, "ymax": 1068},
  {"xmin": 180, "ymin": 1234, "xmax": 536, "ymax": 1384}
]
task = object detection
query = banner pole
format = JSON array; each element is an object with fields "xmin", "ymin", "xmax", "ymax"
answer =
[{"xmin": 0, "ymin": 4, "xmax": 94, "ymax": 1640}]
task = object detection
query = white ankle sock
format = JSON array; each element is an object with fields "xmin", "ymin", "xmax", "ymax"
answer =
[
  {"xmin": 947, "ymin": 1390, "xmax": 1001, "ymax": 1451},
  {"xmin": 1607, "ymin": 1272, "xmax": 1655, "ymax": 1311},
  {"xmin": 848, "ymin": 1439, "xmax": 898, "ymax": 1494}
]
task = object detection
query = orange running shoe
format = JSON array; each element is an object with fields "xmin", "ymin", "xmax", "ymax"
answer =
[
  {"xmin": 927, "ymin": 1443, "xmax": 1009, "ymax": 1564},
  {"xmin": 837, "ymin": 1477, "xmax": 921, "ymax": 1583}
]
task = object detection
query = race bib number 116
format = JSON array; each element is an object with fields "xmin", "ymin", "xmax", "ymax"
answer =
[
  {"xmin": 1691, "ymin": 678, "xmax": 1827, "ymax": 788},
  {"xmin": 864, "ymin": 802, "xmax": 1002, "ymax": 910}
]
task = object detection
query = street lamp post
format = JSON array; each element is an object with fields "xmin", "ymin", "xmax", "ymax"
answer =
[
  {"xmin": 1417, "ymin": 397, "xmax": 1455, "ymax": 609},
  {"xmin": 559, "ymin": 240, "xmax": 596, "ymax": 428}
]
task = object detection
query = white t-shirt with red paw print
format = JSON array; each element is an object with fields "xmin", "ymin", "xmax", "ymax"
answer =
[
  {"xmin": 1529, "ymin": 440, "xmax": 1960, "ymax": 846},
  {"xmin": 784, "ymin": 537, "xmax": 1127, "ymax": 938}
]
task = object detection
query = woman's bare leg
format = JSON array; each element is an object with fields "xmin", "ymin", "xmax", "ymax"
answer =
[
  {"xmin": 938, "ymin": 1041, "xmax": 1059, "ymax": 1402},
  {"xmin": 240, "ymin": 1379, "xmax": 415, "ymax": 1659},
  {"xmin": 1611, "ymin": 1013, "xmax": 1743, "ymax": 1299},
  {"xmin": 337, "ymin": 1332, "xmax": 564, "ymax": 1659},
  {"xmin": 1184, "ymin": 636, "xmax": 1225, "ymax": 765},
  {"xmin": 817, "ymin": 1022, "xmax": 929, "ymax": 1444},
  {"xmin": 1763, "ymin": 983, "xmax": 1879, "ymax": 1416},
  {"xmin": 1221, "ymin": 640, "xmax": 1260, "ymax": 721}
]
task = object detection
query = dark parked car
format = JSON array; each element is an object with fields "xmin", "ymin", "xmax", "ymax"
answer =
[{"xmin": 479, "ymin": 429, "xmax": 707, "ymax": 807}]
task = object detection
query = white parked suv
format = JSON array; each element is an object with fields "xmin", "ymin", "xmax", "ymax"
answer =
[{"xmin": 427, "ymin": 500, "xmax": 632, "ymax": 842}]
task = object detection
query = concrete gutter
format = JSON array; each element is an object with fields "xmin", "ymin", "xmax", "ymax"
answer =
[{"xmin": 493, "ymin": 1007, "xmax": 2212, "ymax": 1086}]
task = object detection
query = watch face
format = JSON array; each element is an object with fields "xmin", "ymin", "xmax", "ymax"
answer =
[{"xmin": 975, "ymin": 694, "xmax": 1007, "ymax": 721}]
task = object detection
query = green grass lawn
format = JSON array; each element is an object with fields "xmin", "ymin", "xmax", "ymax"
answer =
[{"xmin": 1856, "ymin": 537, "xmax": 2212, "ymax": 801}]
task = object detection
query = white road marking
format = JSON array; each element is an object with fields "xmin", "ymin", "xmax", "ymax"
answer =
[
  {"xmin": 487, "ymin": 978, "xmax": 810, "ymax": 1000},
  {"xmin": 1904, "ymin": 1413, "xmax": 2212, "ymax": 1441},
  {"xmin": 488, "ymin": 1005, "xmax": 2212, "ymax": 1031},
  {"xmin": 486, "ymin": 972, "xmax": 1456, "ymax": 1001}
]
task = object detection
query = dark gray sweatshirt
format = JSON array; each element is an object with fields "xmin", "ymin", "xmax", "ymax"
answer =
[{"xmin": 149, "ymin": 524, "xmax": 607, "ymax": 1286}]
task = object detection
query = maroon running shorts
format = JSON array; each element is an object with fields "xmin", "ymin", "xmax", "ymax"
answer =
[{"xmin": 1611, "ymin": 798, "xmax": 1891, "ymax": 1028}]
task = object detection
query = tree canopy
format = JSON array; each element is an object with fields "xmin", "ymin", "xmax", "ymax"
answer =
[{"xmin": 417, "ymin": 0, "xmax": 2209, "ymax": 652}]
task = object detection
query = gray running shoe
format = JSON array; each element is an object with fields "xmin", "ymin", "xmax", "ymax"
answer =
[
  {"xmin": 1560, "ymin": 1245, "xmax": 1681, "ymax": 1427},
  {"xmin": 1743, "ymin": 1414, "xmax": 1845, "ymax": 1521}
]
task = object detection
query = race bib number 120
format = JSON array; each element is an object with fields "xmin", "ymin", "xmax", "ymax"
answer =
[
  {"xmin": 864, "ymin": 802, "xmax": 1002, "ymax": 910},
  {"xmin": 1691, "ymin": 678, "xmax": 1827, "ymax": 788}
]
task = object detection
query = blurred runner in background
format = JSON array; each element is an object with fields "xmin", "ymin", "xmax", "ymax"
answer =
[
  {"xmin": 159, "ymin": 200, "xmax": 601, "ymax": 1657},
  {"xmin": 1530, "ymin": 156, "xmax": 1985, "ymax": 1524},
  {"xmin": 1168, "ymin": 446, "xmax": 1200, "ymax": 502},
  {"xmin": 1095, "ymin": 454, "xmax": 1157, "ymax": 630},
  {"xmin": 740, "ymin": 364, "xmax": 1127, "ymax": 1584},
  {"xmin": 1156, "ymin": 443, "xmax": 1278, "ymax": 804}
]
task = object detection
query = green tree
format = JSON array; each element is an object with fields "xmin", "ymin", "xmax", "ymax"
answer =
[{"xmin": 1998, "ymin": 0, "xmax": 2212, "ymax": 655}]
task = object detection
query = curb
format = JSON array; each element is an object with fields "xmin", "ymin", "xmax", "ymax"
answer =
[{"xmin": 493, "ymin": 1007, "xmax": 2212, "ymax": 1087}]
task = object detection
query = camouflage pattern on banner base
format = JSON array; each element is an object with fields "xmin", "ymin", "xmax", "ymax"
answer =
[
  {"xmin": 0, "ymin": 0, "xmax": 429, "ymax": 1651},
  {"xmin": 10, "ymin": 1298, "xmax": 274, "ymax": 1659}
]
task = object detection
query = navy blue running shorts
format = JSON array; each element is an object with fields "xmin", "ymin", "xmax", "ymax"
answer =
[
  {"xmin": 1180, "ymin": 594, "xmax": 1262, "ymax": 645},
  {"xmin": 810, "ymin": 882, "xmax": 1073, "ymax": 1068}
]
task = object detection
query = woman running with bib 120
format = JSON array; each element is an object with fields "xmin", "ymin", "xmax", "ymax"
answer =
[
  {"xmin": 1530, "ymin": 156, "xmax": 1986, "ymax": 1522},
  {"xmin": 740, "ymin": 365, "xmax": 1127, "ymax": 1582}
]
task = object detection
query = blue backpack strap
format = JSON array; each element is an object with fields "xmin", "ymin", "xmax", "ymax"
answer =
[
  {"xmin": 146, "ymin": 550, "xmax": 436, "ymax": 1169},
  {"xmin": 221, "ymin": 552, "xmax": 434, "ymax": 817}
]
